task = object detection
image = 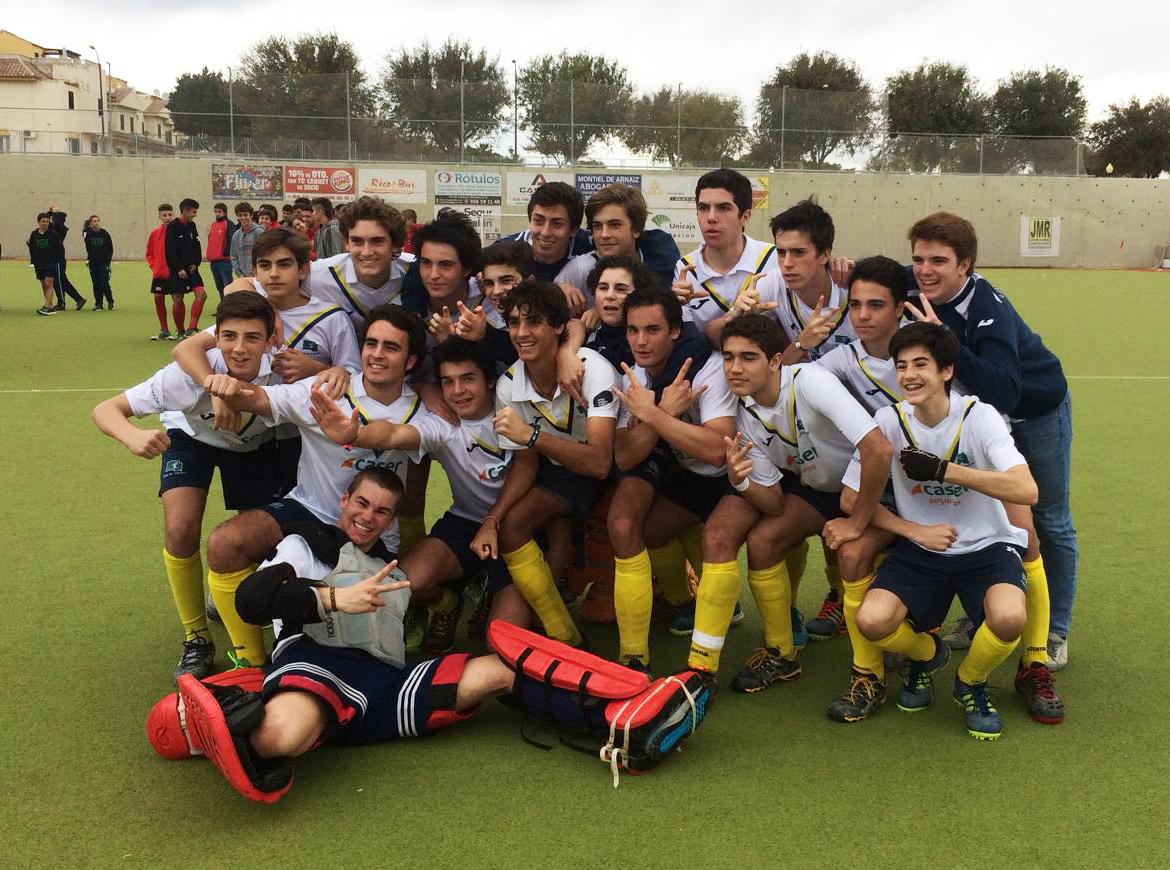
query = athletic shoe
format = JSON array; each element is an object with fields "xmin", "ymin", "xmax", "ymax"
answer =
[
  {"xmin": 668, "ymin": 600, "xmax": 744, "ymax": 637},
  {"xmin": 75, "ymin": 299, "xmax": 87, "ymax": 311},
  {"xmin": 206, "ymin": 594, "xmax": 222, "ymax": 624},
  {"xmin": 896, "ymin": 634, "xmax": 950, "ymax": 712},
  {"xmin": 93, "ymin": 306, "xmax": 104, "ymax": 311},
  {"xmin": 173, "ymin": 635, "xmax": 215, "ymax": 684},
  {"xmin": 623, "ymin": 657, "xmax": 651, "ymax": 674},
  {"xmin": 805, "ymin": 593, "xmax": 846, "ymax": 640},
  {"xmin": 176, "ymin": 676, "xmax": 294, "ymax": 802},
  {"xmin": 942, "ymin": 616, "xmax": 975, "ymax": 650},
  {"xmin": 146, "ymin": 667, "xmax": 265, "ymax": 760},
  {"xmin": 108, "ymin": 302, "xmax": 115, "ymax": 311},
  {"xmin": 953, "ymin": 677, "xmax": 1003, "ymax": 740},
  {"xmin": 791, "ymin": 607, "xmax": 809, "ymax": 650},
  {"xmin": 36, "ymin": 306, "xmax": 55, "ymax": 316},
  {"xmin": 151, "ymin": 330, "xmax": 172, "ymax": 341},
  {"xmin": 826, "ymin": 668, "xmax": 887, "ymax": 723},
  {"xmin": 600, "ymin": 669, "xmax": 712, "ymax": 780},
  {"xmin": 183, "ymin": 328, "xmax": 199, "ymax": 338},
  {"xmin": 1047, "ymin": 632, "xmax": 1068, "ymax": 672},
  {"xmin": 731, "ymin": 646, "xmax": 801, "ymax": 694},
  {"xmin": 53, "ymin": 302, "xmax": 65, "ymax": 311},
  {"xmin": 422, "ymin": 593, "xmax": 462, "ymax": 655},
  {"xmin": 404, "ymin": 606, "xmax": 425, "ymax": 653},
  {"xmin": 1015, "ymin": 661, "xmax": 1064, "ymax": 724}
]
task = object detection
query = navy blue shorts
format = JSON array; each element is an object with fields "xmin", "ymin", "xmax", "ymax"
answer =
[
  {"xmin": 256, "ymin": 496, "xmax": 322, "ymax": 529},
  {"xmin": 275, "ymin": 435, "xmax": 302, "ymax": 496},
  {"xmin": 534, "ymin": 457, "xmax": 605, "ymax": 519},
  {"xmin": 656, "ymin": 464, "xmax": 731, "ymax": 522},
  {"xmin": 263, "ymin": 635, "xmax": 473, "ymax": 744},
  {"xmin": 159, "ymin": 429, "xmax": 284, "ymax": 510},
  {"xmin": 150, "ymin": 277, "xmax": 170, "ymax": 295},
  {"xmin": 873, "ymin": 540, "xmax": 1026, "ymax": 632},
  {"xmin": 781, "ymin": 475, "xmax": 845, "ymax": 521},
  {"xmin": 428, "ymin": 511, "xmax": 513, "ymax": 594},
  {"xmin": 34, "ymin": 263, "xmax": 61, "ymax": 282},
  {"xmin": 168, "ymin": 268, "xmax": 204, "ymax": 294}
]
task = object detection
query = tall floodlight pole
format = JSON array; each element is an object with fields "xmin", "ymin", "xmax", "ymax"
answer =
[{"xmin": 88, "ymin": 45, "xmax": 105, "ymax": 154}]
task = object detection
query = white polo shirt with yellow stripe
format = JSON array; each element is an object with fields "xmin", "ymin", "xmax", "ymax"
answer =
[
  {"xmin": 814, "ymin": 338, "xmax": 903, "ymax": 415},
  {"xmin": 841, "ymin": 394, "xmax": 1028, "ymax": 555},
  {"xmin": 739, "ymin": 364, "xmax": 876, "ymax": 493},
  {"xmin": 678, "ymin": 235, "xmax": 779, "ymax": 329},
  {"xmin": 495, "ymin": 347, "xmax": 619, "ymax": 463},
  {"xmin": 262, "ymin": 376, "xmax": 431, "ymax": 551},
  {"xmin": 307, "ymin": 252, "xmax": 410, "ymax": 330},
  {"xmin": 755, "ymin": 273, "xmax": 856, "ymax": 360}
]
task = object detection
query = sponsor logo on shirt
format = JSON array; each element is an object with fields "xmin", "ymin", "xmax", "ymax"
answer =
[
  {"xmin": 340, "ymin": 456, "xmax": 403, "ymax": 474},
  {"xmin": 593, "ymin": 390, "xmax": 614, "ymax": 408},
  {"xmin": 478, "ymin": 463, "xmax": 508, "ymax": 482}
]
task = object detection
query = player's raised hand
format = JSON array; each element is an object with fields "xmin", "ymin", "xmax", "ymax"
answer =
[
  {"xmin": 558, "ymin": 282, "xmax": 588, "ymax": 317},
  {"xmin": 660, "ymin": 357, "xmax": 707, "ymax": 416},
  {"xmin": 615, "ymin": 363, "xmax": 657, "ymax": 421},
  {"xmin": 730, "ymin": 273, "xmax": 777, "ymax": 319},
  {"xmin": 903, "ymin": 294, "xmax": 942, "ymax": 326},
  {"xmin": 312, "ymin": 366, "xmax": 350, "ymax": 401},
  {"xmin": 274, "ymin": 347, "xmax": 318, "ymax": 382},
  {"xmin": 828, "ymin": 257, "xmax": 855, "ymax": 288},
  {"xmin": 724, "ymin": 434, "xmax": 754, "ymax": 488},
  {"xmin": 555, "ymin": 346, "xmax": 587, "ymax": 408},
  {"xmin": 580, "ymin": 308, "xmax": 601, "ymax": 331},
  {"xmin": 330, "ymin": 561, "xmax": 410, "ymax": 613},
  {"xmin": 493, "ymin": 407, "xmax": 534, "ymax": 444},
  {"xmin": 203, "ymin": 373, "xmax": 253, "ymax": 400},
  {"xmin": 795, "ymin": 295, "xmax": 840, "ymax": 352},
  {"xmin": 128, "ymin": 427, "xmax": 171, "ymax": 459},
  {"xmin": 822, "ymin": 516, "xmax": 864, "ymax": 550},
  {"xmin": 671, "ymin": 263, "xmax": 706, "ymax": 304},
  {"xmin": 910, "ymin": 523, "xmax": 958, "ymax": 552},
  {"xmin": 454, "ymin": 300, "xmax": 488, "ymax": 341},
  {"xmin": 427, "ymin": 306, "xmax": 453, "ymax": 343},
  {"xmin": 210, "ymin": 396, "xmax": 242, "ymax": 432},
  {"xmin": 309, "ymin": 387, "xmax": 360, "ymax": 445}
]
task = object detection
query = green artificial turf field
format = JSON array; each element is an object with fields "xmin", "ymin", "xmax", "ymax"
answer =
[{"xmin": 2, "ymin": 261, "xmax": 1168, "ymax": 868}]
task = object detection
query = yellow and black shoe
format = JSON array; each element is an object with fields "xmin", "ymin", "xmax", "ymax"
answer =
[
  {"xmin": 826, "ymin": 668, "xmax": 887, "ymax": 723},
  {"xmin": 731, "ymin": 647, "xmax": 801, "ymax": 694}
]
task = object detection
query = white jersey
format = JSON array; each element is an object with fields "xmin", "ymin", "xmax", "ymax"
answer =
[
  {"xmin": 306, "ymin": 252, "xmax": 410, "ymax": 330},
  {"xmin": 679, "ymin": 236, "xmax": 779, "ymax": 330},
  {"xmin": 618, "ymin": 353, "xmax": 736, "ymax": 477},
  {"xmin": 495, "ymin": 347, "xmax": 620, "ymax": 461},
  {"xmin": 756, "ymin": 274, "xmax": 856, "ymax": 360},
  {"xmin": 124, "ymin": 350, "xmax": 276, "ymax": 452},
  {"xmin": 814, "ymin": 339, "xmax": 902, "ymax": 415},
  {"xmin": 412, "ymin": 413, "xmax": 510, "ymax": 522},
  {"xmin": 263, "ymin": 377, "xmax": 431, "ymax": 550},
  {"xmin": 553, "ymin": 251, "xmax": 602, "ymax": 304},
  {"xmin": 842, "ymin": 394, "xmax": 1028, "ymax": 554},
  {"xmin": 739, "ymin": 364, "xmax": 877, "ymax": 493}
]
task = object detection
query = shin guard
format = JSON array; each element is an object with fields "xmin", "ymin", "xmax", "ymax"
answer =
[{"xmin": 146, "ymin": 667, "xmax": 265, "ymax": 760}]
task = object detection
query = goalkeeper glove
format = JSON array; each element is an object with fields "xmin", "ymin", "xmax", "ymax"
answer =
[{"xmin": 900, "ymin": 447, "xmax": 948, "ymax": 482}]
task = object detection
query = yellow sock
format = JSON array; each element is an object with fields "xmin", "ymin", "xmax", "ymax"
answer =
[
  {"xmin": 649, "ymin": 540, "xmax": 691, "ymax": 606},
  {"xmin": 875, "ymin": 621, "xmax": 936, "ymax": 662},
  {"xmin": 614, "ymin": 550, "xmax": 653, "ymax": 664},
  {"xmin": 825, "ymin": 562, "xmax": 843, "ymax": 597},
  {"xmin": 958, "ymin": 622, "xmax": 1019, "ymax": 684},
  {"xmin": 1021, "ymin": 557, "xmax": 1050, "ymax": 666},
  {"xmin": 843, "ymin": 574, "xmax": 883, "ymax": 679},
  {"xmin": 208, "ymin": 566, "xmax": 265, "ymax": 665},
  {"xmin": 747, "ymin": 563, "xmax": 795, "ymax": 657},
  {"xmin": 687, "ymin": 560, "xmax": 740, "ymax": 672},
  {"xmin": 785, "ymin": 539, "xmax": 809, "ymax": 598},
  {"xmin": 397, "ymin": 513, "xmax": 425, "ymax": 557},
  {"xmin": 163, "ymin": 548, "xmax": 207, "ymax": 640},
  {"xmin": 680, "ymin": 524, "xmax": 704, "ymax": 581},
  {"xmin": 502, "ymin": 539, "xmax": 581, "ymax": 645}
]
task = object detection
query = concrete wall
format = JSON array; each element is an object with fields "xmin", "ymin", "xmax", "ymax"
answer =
[{"xmin": 2, "ymin": 154, "xmax": 1168, "ymax": 269}]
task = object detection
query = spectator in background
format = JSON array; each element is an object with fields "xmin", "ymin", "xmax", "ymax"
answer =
[
  {"xmin": 28, "ymin": 211, "xmax": 65, "ymax": 315},
  {"xmin": 206, "ymin": 202, "xmax": 237, "ymax": 298},
  {"xmin": 230, "ymin": 202, "xmax": 263, "ymax": 278},
  {"xmin": 257, "ymin": 204, "xmax": 278, "ymax": 230},
  {"xmin": 46, "ymin": 205, "xmax": 87, "ymax": 310},
  {"xmin": 311, "ymin": 197, "xmax": 344, "ymax": 260},
  {"xmin": 281, "ymin": 204, "xmax": 296, "ymax": 228},
  {"xmin": 84, "ymin": 214, "xmax": 115, "ymax": 311},
  {"xmin": 294, "ymin": 198, "xmax": 316, "ymax": 253},
  {"xmin": 402, "ymin": 208, "xmax": 422, "ymax": 255}
]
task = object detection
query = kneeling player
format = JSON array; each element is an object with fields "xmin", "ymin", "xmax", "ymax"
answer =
[
  {"xmin": 148, "ymin": 469, "xmax": 711, "ymax": 801},
  {"xmin": 848, "ymin": 323, "xmax": 1036, "ymax": 740},
  {"xmin": 92, "ymin": 292, "xmax": 284, "ymax": 681}
]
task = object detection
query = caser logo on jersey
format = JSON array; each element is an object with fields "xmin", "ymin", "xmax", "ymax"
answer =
[
  {"xmin": 341, "ymin": 457, "xmax": 403, "ymax": 473},
  {"xmin": 478, "ymin": 463, "xmax": 508, "ymax": 482}
]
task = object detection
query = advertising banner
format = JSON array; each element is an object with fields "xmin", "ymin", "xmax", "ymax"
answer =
[
  {"xmin": 357, "ymin": 167, "xmax": 427, "ymax": 204},
  {"xmin": 648, "ymin": 210, "xmax": 702, "ymax": 247},
  {"xmin": 1020, "ymin": 216, "xmax": 1061, "ymax": 257},
  {"xmin": 283, "ymin": 165, "xmax": 357, "ymax": 201},
  {"xmin": 434, "ymin": 170, "xmax": 502, "ymax": 205},
  {"xmin": 576, "ymin": 173, "xmax": 642, "ymax": 201},
  {"xmin": 506, "ymin": 171, "xmax": 575, "ymax": 208},
  {"xmin": 643, "ymin": 175, "xmax": 700, "ymax": 210},
  {"xmin": 211, "ymin": 164, "xmax": 283, "ymax": 200}
]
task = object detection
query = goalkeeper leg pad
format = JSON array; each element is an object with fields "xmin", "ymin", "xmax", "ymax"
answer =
[{"xmin": 146, "ymin": 667, "xmax": 264, "ymax": 760}]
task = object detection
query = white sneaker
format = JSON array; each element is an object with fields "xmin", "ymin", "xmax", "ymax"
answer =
[
  {"xmin": 942, "ymin": 616, "xmax": 975, "ymax": 650},
  {"xmin": 1047, "ymin": 632, "xmax": 1068, "ymax": 671}
]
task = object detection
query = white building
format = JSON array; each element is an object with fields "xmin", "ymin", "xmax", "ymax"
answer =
[{"xmin": 0, "ymin": 29, "xmax": 174, "ymax": 156}]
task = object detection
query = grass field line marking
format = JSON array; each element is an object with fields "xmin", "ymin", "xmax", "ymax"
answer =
[{"xmin": 0, "ymin": 388, "xmax": 124, "ymax": 394}]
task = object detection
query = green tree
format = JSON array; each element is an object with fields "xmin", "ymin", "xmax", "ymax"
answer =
[
  {"xmin": 751, "ymin": 52, "xmax": 874, "ymax": 168},
  {"xmin": 236, "ymin": 33, "xmax": 376, "ymax": 151},
  {"xmin": 984, "ymin": 67, "xmax": 1086, "ymax": 174},
  {"xmin": 168, "ymin": 68, "xmax": 245, "ymax": 143},
  {"xmin": 380, "ymin": 40, "xmax": 508, "ymax": 156},
  {"xmin": 1087, "ymin": 96, "xmax": 1170, "ymax": 177},
  {"xmin": 874, "ymin": 62, "xmax": 988, "ymax": 173},
  {"xmin": 518, "ymin": 53, "xmax": 633, "ymax": 164},
  {"xmin": 620, "ymin": 87, "xmax": 745, "ymax": 167}
]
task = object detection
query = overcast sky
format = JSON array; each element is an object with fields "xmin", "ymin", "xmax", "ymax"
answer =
[{"xmin": 6, "ymin": 0, "xmax": 1166, "ymax": 121}]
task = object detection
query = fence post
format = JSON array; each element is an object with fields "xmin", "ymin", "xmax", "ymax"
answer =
[
  {"xmin": 569, "ymin": 79, "xmax": 575, "ymax": 166},
  {"xmin": 1075, "ymin": 139, "xmax": 1083, "ymax": 175},
  {"xmin": 460, "ymin": 60, "xmax": 466, "ymax": 164},
  {"xmin": 978, "ymin": 135, "xmax": 984, "ymax": 174},
  {"xmin": 779, "ymin": 85, "xmax": 787, "ymax": 171},
  {"xmin": 676, "ymin": 83, "xmax": 682, "ymax": 167},
  {"xmin": 228, "ymin": 66, "xmax": 235, "ymax": 155},
  {"xmin": 345, "ymin": 71, "xmax": 353, "ymax": 161}
]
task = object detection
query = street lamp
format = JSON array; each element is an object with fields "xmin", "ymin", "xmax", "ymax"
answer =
[
  {"xmin": 512, "ymin": 59, "xmax": 518, "ymax": 161},
  {"xmin": 88, "ymin": 45, "xmax": 105, "ymax": 155}
]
